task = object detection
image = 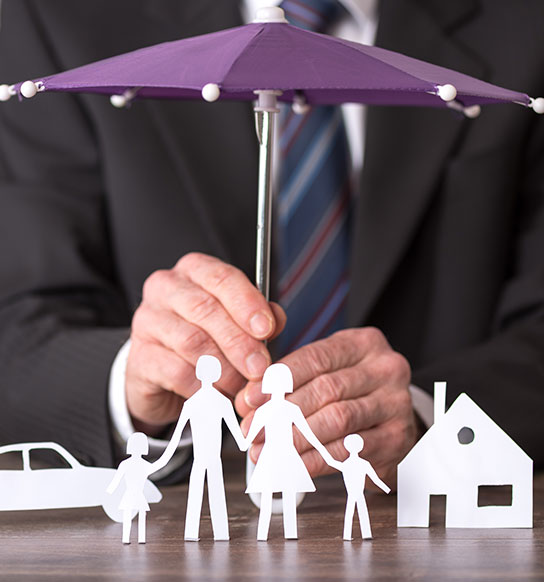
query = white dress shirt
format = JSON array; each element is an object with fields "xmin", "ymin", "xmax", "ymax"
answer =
[{"xmin": 108, "ymin": 0, "xmax": 433, "ymax": 475}]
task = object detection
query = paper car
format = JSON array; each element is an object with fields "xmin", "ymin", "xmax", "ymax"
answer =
[{"xmin": 0, "ymin": 442, "xmax": 162, "ymax": 522}]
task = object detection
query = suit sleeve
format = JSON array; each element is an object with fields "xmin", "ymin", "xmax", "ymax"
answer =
[
  {"xmin": 0, "ymin": 0, "xmax": 131, "ymax": 466},
  {"xmin": 413, "ymin": 111, "xmax": 544, "ymax": 468}
]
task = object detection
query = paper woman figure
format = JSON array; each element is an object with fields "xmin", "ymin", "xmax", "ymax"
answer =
[
  {"xmin": 335, "ymin": 434, "xmax": 390, "ymax": 540},
  {"xmin": 107, "ymin": 417, "xmax": 186, "ymax": 544},
  {"xmin": 245, "ymin": 363, "xmax": 337, "ymax": 541}
]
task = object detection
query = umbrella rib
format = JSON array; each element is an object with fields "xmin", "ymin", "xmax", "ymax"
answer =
[{"xmin": 215, "ymin": 27, "xmax": 268, "ymax": 94}]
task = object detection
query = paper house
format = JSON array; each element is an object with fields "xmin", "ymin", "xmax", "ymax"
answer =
[{"xmin": 397, "ymin": 382, "xmax": 532, "ymax": 528}]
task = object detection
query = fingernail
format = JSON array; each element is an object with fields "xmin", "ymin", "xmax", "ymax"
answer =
[
  {"xmin": 244, "ymin": 382, "xmax": 267, "ymax": 408},
  {"xmin": 240, "ymin": 417, "xmax": 250, "ymax": 436},
  {"xmin": 245, "ymin": 351, "xmax": 269, "ymax": 379},
  {"xmin": 249, "ymin": 311, "xmax": 273, "ymax": 338}
]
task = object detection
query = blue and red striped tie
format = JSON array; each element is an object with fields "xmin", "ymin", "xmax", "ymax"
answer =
[{"xmin": 277, "ymin": 0, "xmax": 352, "ymax": 355}]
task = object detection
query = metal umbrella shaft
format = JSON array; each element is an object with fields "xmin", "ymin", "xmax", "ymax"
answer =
[{"xmin": 254, "ymin": 90, "xmax": 281, "ymax": 301}]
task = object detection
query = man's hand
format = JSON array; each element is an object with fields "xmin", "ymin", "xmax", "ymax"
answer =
[
  {"xmin": 235, "ymin": 327, "xmax": 418, "ymax": 487},
  {"xmin": 125, "ymin": 253, "xmax": 286, "ymax": 432}
]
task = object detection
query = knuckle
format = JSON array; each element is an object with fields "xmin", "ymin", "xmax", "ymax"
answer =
[
  {"xmin": 176, "ymin": 251, "xmax": 204, "ymax": 271},
  {"xmin": 305, "ymin": 340, "xmax": 334, "ymax": 375},
  {"xmin": 142, "ymin": 269, "xmax": 170, "ymax": 300},
  {"xmin": 178, "ymin": 326, "xmax": 212, "ymax": 356},
  {"xmin": 326, "ymin": 400, "xmax": 356, "ymax": 436},
  {"xmin": 188, "ymin": 291, "xmax": 220, "ymax": 322},
  {"xmin": 205, "ymin": 262, "xmax": 236, "ymax": 291},
  {"xmin": 362, "ymin": 326, "xmax": 387, "ymax": 347},
  {"xmin": 312, "ymin": 373, "xmax": 341, "ymax": 407},
  {"xmin": 373, "ymin": 351, "xmax": 410, "ymax": 384},
  {"xmin": 391, "ymin": 351, "xmax": 411, "ymax": 382},
  {"xmin": 220, "ymin": 328, "xmax": 249, "ymax": 353}
]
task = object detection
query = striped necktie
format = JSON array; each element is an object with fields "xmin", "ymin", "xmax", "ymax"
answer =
[{"xmin": 276, "ymin": 0, "xmax": 352, "ymax": 356}]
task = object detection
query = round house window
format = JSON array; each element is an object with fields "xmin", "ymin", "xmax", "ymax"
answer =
[{"xmin": 457, "ymin": 426, "xmax": 475, "ymax": 444}]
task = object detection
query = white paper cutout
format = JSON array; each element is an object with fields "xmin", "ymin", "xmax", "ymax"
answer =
[
  {"xmin": 332, "ymin": 434, "xmax": 390, "ymax": 540},
  {"xmin": 173, "ymin": 355, "xmax": 247, "ymax": 541},
  {"xmin": 244, "ymin": 363, "xmax": 337, "ymax": 541},
  {"xmin": 0, "ymin": 441, "xmax": 161, "ymax": 522},
  {"xmin": 397, "ymin": 382, "xmax": 533, "ymax": 528},
  {"xmin": 107, "ymin": 420, "xmax": 188, "ymax": 544}
]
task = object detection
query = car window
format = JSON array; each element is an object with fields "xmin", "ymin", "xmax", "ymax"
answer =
[
  {"xmin": 29, "ymin": 449, "xmax": 72, "ymax": 470},
  {"xmin": 0, "ymin": 451, "xmax": 23, "ymax": 471}
]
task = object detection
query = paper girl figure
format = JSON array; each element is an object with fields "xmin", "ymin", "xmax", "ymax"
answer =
[
  {"xmin": 107, "ymin": 420, "xmax": 185, "ymax": 544},
  {"xmin": 334, "ymin": 434, "xmax": 391, "ymax": 540},
  {"xmin": 245, "ymin": 363, "xmax": 337, "ymax": 541}
]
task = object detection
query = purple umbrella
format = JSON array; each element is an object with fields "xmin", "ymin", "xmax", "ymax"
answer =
[{"xmin": 2, "ymin": 5, "xmax": 543, "ymax": 303}]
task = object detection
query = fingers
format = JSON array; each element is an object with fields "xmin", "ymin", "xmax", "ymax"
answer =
[
  {"xmin": 125, "ymin": 341, "xmax": 191, "ymax": 425},
  {"xmin": 289, "ymin": 371, "xmax": 412, "ymax": 456},
  {"xmin": 143, "ymin": 268, "xmax": 272, "ymax": 382},
  {"xmin": 127, "ymin": 253, "xmax": 288, "ymax": 428},
  {"xmin": 177, "ymin": 253, "xmax": 278, "ymax": 339},
  {"xmin": 237, "ymin": 328, "xmax": 393, "ymax": 415},
  {"xmin": 280, "ymin": 330, "xmax": 369, "ymax": 389},
  {"xmin": 287, "ymin": 337, "xmax": 411, "ymax": 426},
  {"xmin": 132, "ymin": 304, "xmax": 246, "ymax": 396}
]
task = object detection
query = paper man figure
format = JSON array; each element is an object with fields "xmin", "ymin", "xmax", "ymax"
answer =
[
  {"xmin": 245, "ymin": 363, "xmax": 337, "ymax": 541},
  {"xmin": 332, "ymin": 434, "xmax": 390, "ymax": 540},
  {"xmin": 176, "ymin": 355, "xmax": 247, "ymax": 541},
  {"xmin": 107, "ymin": 428, "xmax": 182, "ymax": 544}
]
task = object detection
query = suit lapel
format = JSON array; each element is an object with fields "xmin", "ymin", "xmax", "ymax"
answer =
[{"xmin": 347, "ymin": 0, "xmax": 484, "ymax": 326}]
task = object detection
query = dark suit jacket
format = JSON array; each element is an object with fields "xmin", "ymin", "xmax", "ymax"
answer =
[{"xmin": 1, "ymin": 0, "xmax": 543, "ymax": 468}]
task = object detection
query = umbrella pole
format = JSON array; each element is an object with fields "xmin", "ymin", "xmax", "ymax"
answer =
[{"xmin": 253, "ymin": 90, "xmax": 281, "ymax": 301}]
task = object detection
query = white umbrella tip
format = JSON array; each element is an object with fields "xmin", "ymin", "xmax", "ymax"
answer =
[
  {"xmin": 292, "ymin": 94, "xmax": 310, "ymax": 115},
  {"xmin": 0, "ymin": 84, "xmax": 14, "ymax": 102},
  {"xmin": 253, "ymin": 7, "xmax": 288, "ymax": 23},
  {"xmin": 437, "ymin": 84, "xmax": 457, "ymax": 102},
  {"xmin": 202, "ymin": 83, "xmax": 221, "ymax": 102},
  {"xmin": 530, "ymin": 97, "xmax": 544, "ymax": 114},
  {"xmin": 20, "ymin": 80, "xmax": 39, "ymax": 99},
  {"xmin": 110, "ymin": 94, "xmax": 128, "ymax": 108},
  {"xmin": 464, "ymin": 104, "xmax": 481, "ymax": 119}
]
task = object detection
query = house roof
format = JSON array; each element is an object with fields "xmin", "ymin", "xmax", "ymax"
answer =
[{"xmin": 398, "ymin": 392, "xmax": 532, "ymax": 476}]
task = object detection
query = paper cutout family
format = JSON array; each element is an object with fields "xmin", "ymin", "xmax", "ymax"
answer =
[
  {"xmin": 107, "ymin": 357, "xmax": 389, "ymax": 543},
  {"xmin": 0, "ymin": 358, "xmax": 532, "ymax": 544}
]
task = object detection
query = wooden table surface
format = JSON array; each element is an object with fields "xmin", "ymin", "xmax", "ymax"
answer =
[{"xmin": 0, "ymin": 453, "xmax": 542, "ymax": 581}]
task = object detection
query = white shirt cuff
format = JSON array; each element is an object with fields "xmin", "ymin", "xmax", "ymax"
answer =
[
  {"xmin": 108, "ymin": 338, "xmax": 192, "ymax": 480},
  {"xmin": 409, "ymin": 384, "xmax": 434, "ymax": 429}
]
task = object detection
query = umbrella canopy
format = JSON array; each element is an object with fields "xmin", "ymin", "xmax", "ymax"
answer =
[{"xmin": 2, "ymin": 7, "xmax": 543, "ymax": 113}]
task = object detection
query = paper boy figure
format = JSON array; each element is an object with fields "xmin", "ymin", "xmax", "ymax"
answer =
[{"xmin": 333, "ymin": 434, "xmax": 391, "ymax": 540}]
